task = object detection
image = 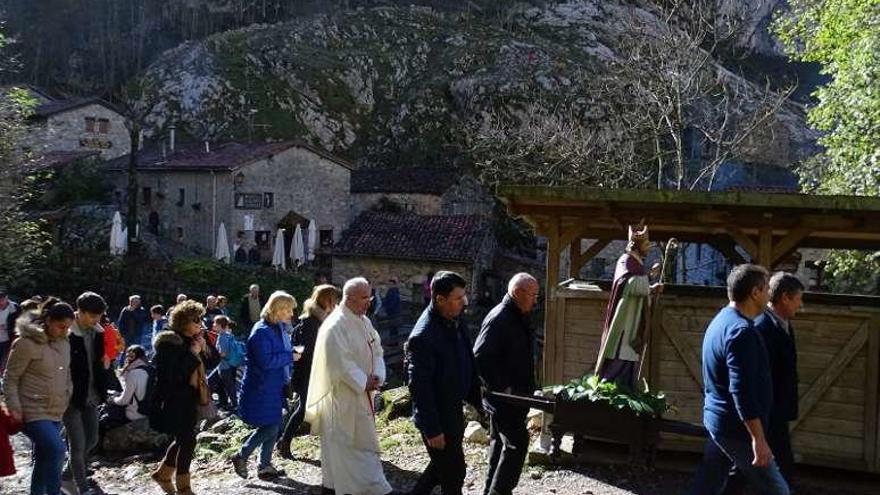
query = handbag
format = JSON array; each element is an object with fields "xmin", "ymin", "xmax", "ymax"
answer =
[{"xmin": 192, "ymin": 363, "xmax": 218, "ymax": 421}]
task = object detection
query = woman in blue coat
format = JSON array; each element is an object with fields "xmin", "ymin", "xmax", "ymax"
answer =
[{"xmin": 230, "ymin": 291, "xmax": 296, "ymax": 480}]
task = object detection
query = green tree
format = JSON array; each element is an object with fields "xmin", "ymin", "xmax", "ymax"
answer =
[
  {"xmin": 0, "ymin": 32, "xmax": 52, "ymax": 291},
  {"xmin": 775, "ymin": 1, "xmax": 880, "ymax": 294}
]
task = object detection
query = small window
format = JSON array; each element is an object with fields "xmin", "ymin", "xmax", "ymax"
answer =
[
  {"xmin": 84, "ymin": 117, "xmax": 96, "ymax": 133},
  {"xmin": 177, "ymin": 188, "xmax": 185, "ymax": 206},
  {"xmin": 263, "ymin": 192, "xmax": 274, "ymax": 208},
  {"xmin": 142, "ymin": 187, "xmax": 152, "ymax": 206},
  {"xmin": 319, "ymin": 229, "xmax": 333, "ymax": 248},
  {"xmin": 176, "ymin": 227, "xmax": 184, "ymax": 240},
  {"xmin": 97, "ymin": 118, "xmax": 110, "ymax": 134}
]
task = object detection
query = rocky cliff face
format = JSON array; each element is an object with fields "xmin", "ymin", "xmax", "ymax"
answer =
[{"xmin": 137, "ymin": 1, "xmax": 817, "ymax": 170}]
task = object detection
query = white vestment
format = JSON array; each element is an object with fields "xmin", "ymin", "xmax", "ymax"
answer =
[{"xmin": 305, "ymin": 305, "xmax": 391, "ymax": 495}]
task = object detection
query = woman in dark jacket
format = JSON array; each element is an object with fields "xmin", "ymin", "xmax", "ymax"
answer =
[
  {"xmin": 230, "ymin": 291, "xmax": 296, "ymax": 480},
  {"xmin": 150, "ymin": 300, "xmax": 205, "ymax": 495},
  {"xmin": 277, "ymin": 284, "xmax": 338, "ymax": 459}
]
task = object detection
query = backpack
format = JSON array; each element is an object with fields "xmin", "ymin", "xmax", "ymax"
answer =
[
  {"xmin": 224, "ymin": 335, "xmax": 246, "ymax": 368},
  {"xmin": 133, "ymin": 363, "xmax": 158, "ymax": 417}
]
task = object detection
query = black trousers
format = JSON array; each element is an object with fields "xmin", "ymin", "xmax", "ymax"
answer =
[
  {"xmin": 483, "ymin": 406, "xmax": 529, "ymax": 495},
  {"xmin": 412, "ymin": 427, "xmax": 466, "ymax": 495}
]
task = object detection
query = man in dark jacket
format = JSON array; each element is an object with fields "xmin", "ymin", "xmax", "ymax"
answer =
[
  {"xmin": 757, "ymin": 272, "xmax": 803, "ymax": 485},
  {"xmin": 65, "ymin": 292, "xmax": 110, "ymax": 495},
  {"xmin": 688, "ymin": 265, "xmax": 789, "ymax": 495},
  {"xmin": 406, "ymin": 271, "xmax": 481, "ymax": 495},
  {"xmin": 474, "ymin": 273, "xmax": 539, "ymax": 495},
  {"xmin": 117, "ymin": 294, "xmax": 149, "ymax": 351},
  {"xmin": 0, "ymin": 288, "xmax": 21, "ymax": 372}
]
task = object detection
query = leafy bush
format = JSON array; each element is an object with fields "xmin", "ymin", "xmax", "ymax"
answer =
[{"xmin": 549, "ymin": 374, "xmax": 670, "ymax": 418}]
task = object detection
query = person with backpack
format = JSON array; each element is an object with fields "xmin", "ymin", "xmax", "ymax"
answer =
[
  {"xmin": 110, "ymin": 345, "xmax": 151, "ymax": 422},
  {"xmin": 149, "ymin": 300, "xmax": 208, "ymax": 495},
  {"xmin": 213, "ymin": 315, "xmax": 242, "ymax": 411},
  {"xmin": 277, "ymin": 284, "xmax": 338, "ymax": 459}
]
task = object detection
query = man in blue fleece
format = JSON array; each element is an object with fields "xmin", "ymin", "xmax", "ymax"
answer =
[{"xmin": 687, "ymin": 264, "xmax": 789, "ymax": 495}]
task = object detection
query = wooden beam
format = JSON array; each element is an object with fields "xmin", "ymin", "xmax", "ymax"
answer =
[
  {"xmin": 791, "ymin": 323, "xmax": 869, "ymax": 432},
  {"xmin": 558, "ymin": 224, "xmax": 586, "ymax": 251},
  {"xmin": 542, "ymin": 218, "xmax": 562, "ymax": 385},
  {"xmin": 770, "ymin": 227, "xmax": 813, "ymax": 267},
  {"xmin": 570, "ymin": 238, "xmax": 612, "ymax": 278},
  {"xmin": 758, "ymin": 226, "xmax": 773, "ymax": 268},
  {"xmin": 726, "ymin": 227, "xmax": 759, "ymax": 261},
  {"xmin": 708, "ymin": 240, "xmax": 747, "ymax": 265}
]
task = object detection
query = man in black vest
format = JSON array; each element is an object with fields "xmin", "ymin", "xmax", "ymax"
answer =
[
  {"xmin": 65, "ymin": 292, "xmax": 110, "ymax": 495},
  {"xmin": 406, "ymin": 271, "xmax": 481, "ymax": 495},
  {"xmin": 474, "ymin": 273, "xmax": 539, "ymax": 495}
]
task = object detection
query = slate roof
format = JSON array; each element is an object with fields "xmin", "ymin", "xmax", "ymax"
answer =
[
  {"xmin": 104, "ymin": 140, "xmax": 352, "ymax": 172},
  {"xmin": 33, "ymin": 97, "xmax": 123, "ymax": 119},
  {"xmin": 350, "ymin": 167, "xmax": 459, "ymax": 195},
  {"xmin": 333, "ymin": 211, "xmax": 490, "ymax": 264}
]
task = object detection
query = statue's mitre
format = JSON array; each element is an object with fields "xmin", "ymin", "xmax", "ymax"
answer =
[{"xmin": 628, "ymin": 221, "xmax": 649, "ymax": 242}]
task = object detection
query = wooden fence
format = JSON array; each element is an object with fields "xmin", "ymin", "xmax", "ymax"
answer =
[{"xmin": 552, "ymin": 283, "xmax": 880, "ymax": 473}]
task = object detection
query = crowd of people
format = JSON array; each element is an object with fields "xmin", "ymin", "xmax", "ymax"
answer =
[
  {"xmin": 0, "ymin": 270, "xmax": 543, "ymax": 495},
  {"xmin": 0, "ymin": 257, "xmax": 806, "ymax": 495}
]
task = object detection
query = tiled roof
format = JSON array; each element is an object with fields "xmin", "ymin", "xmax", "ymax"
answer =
[
  {"xmin": 104, "ymin": 140, "xmax": 351, "ymax": 172},
  {"xmin": 334, "ymin": 211, "xmax": 490, "ymax": 263},
  {"xmin": 350, "ymin": 167, "xmax": 458, "ymax": 194},
  {"xmin": 33, "ymin": 97, "xmax": 123, "ymax": 118}
]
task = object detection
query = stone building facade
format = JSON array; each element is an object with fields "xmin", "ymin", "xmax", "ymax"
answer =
[
  {"xmin": 350, "ymin": 167, "xmax": 494, "ymax": 217},
  {"xmin": 105, "ymin": 141, "xmax": 351, "ymax": 264},
  {"xmin": 23, "ymin": 98, "xmax": 131, "ymax": 160}
]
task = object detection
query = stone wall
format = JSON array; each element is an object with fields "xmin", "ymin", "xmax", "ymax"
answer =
[
  {"xmin": 109, "ymin": 145, "xmax": 351, "ymax": 257},
  {"xmin": 350, "ymin": 192, "xmax": 441, "ymax": 216},
  {"xmin": 23, "ymin": 104, "xmax": 131, "ymax": 160},
  {"xmin": 332, "ymin": 255, "xmax": 472, "ymax": 303},
  {"xmin": 440, "ymin": 175, "xmax": 495, "ymax": 217}
]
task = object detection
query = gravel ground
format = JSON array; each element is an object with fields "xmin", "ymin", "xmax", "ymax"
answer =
[{"xmin": 2, "ymin": 418, "xmax": 876, "ymax": 495}]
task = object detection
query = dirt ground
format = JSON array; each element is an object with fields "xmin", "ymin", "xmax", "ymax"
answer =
[{"xmin": 2, "ymin": 417, "xmax": 878, "ymax": 495}]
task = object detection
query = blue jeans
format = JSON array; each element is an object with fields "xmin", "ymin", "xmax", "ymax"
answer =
[
  {"xmin": 23, "ymin": 420, "xmax": 66, "ymax": 495},
  {"xmin": 688, "ymin": 434, "xmax": 790, "ymax": 495},
  {"xmin": 238, "ymin": 424, "xmax": 280, "ymax": 469}
]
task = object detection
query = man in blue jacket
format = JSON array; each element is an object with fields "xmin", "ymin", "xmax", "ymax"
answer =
[
  {"xmin": 406, "ymin": 271, "xmax": 481, "ymax": 495},
  {"xmin": 688, "ymin": 264, "xmax": 789, "ymax": 495},
  {"xmin": 474, "ymin": 273, "xmax": 539, "ymax": 495}
]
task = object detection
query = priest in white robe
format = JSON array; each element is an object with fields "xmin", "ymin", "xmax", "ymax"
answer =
[{"xmin": 305, "ymin": 277, "xmax": 393, "ymax": 495}]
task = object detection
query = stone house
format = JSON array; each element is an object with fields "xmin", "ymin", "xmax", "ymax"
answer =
[
  {"xmin": 350, "ymin": 167, "xmax": 495, "ymax": 217},
  {"xmin": 105, "ymin": 140, "xmax": 352, "ymax": 268},
  {"xmin": 21, "ymin": 96, "xmax": 131, "ymax": 160},
  {"xmin": 333, "ymin": 211, "xmax": 496, "ymax": 304}
]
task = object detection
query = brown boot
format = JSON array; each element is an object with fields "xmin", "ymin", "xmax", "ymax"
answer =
[
  {"xmin": 150, "ymin": 463, "xmax": 175, "ymax": 494},
  {"xmin": 175, "ymin": 473, "xmax": 195, "ymax": 495}
]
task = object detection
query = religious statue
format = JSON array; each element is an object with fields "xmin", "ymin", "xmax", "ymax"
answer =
[{"xmin": 594, "ymin": 222, "xmax": 662, "ymax": 389}]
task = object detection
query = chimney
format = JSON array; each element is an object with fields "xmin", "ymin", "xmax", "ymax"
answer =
[
  {"xmin": 205, "ymin": 141, "xmax": 210, "ymax": 153},
  {"xmin": 169, "ymin": 125, "xmax": 176, "ymax": 153}
]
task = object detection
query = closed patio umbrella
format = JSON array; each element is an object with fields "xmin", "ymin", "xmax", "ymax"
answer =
[
  {"xmin": 215, "ymin": 222, "xmax": 231, "ymax": 263},
  {"xmin": 307, "ymin": 219, "xmax": 318, "ymax": 262},
  {"xmin": 291, "ymin": 224, "xmax": 305, "ymax": 267},
  {"xmin": 271, "ymin": 228, "xmax": 286, "ymax": 271}
]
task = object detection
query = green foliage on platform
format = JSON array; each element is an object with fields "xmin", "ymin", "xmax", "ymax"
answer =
[{"xmin": 550, "ymin": 374, "xmax": 670, "ymax": 418}]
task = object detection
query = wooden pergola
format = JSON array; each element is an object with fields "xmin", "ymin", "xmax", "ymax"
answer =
[{"xmin": 497, "ymin": 185, "xmax": 880, "ymax": 472}]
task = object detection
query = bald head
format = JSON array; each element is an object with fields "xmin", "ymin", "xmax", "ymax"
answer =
[
  {"xmin": 508, "ymin": 273, "xmax": 539, "ymax": 313},
  {"xmin": 343, "ymin": 277, "xmax": 371, "ymax": 316}
]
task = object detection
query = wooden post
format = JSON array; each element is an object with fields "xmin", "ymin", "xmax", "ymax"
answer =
[
  {"xmin": 758, "ymin": 226, "xmax": 773, "ymax": 268},
  {"xmin": 543, "ymin": 218, "xmax": 562, "ymax": 385},
  {"xmin": 726, "ymin": 226, "xmax": 759, "ymax": 262},
  {"xmin": 867, "ymin": 314, "xmax": 880, "ymax": 472}
]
